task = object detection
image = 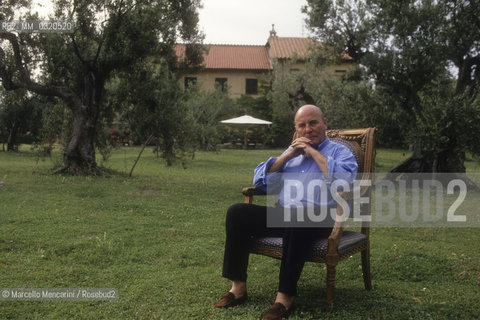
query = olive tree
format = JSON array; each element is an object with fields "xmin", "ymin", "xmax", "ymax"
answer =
[{"xmin": 0, "ymin": 0, "xmax": 203, "ymax": 174}]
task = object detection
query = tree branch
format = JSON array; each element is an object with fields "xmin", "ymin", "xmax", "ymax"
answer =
[
  {"xmin": 70, "ymin": 34, "xmax": 87, "ymax": 66},
  {"xmin": 0, "ymin": 32, "xmax": 79, "ymax": 108},
  {"xmin": 456, "ymin": 55, "xmax": 480, "ymax": 95}
]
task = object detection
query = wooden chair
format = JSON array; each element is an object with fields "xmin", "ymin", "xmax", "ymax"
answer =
[{"xmin": 241, "ymin": 128, "xmax": 376, "ymax": 311}]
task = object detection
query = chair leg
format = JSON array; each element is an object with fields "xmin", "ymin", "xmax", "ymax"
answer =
[
  {"xmin": 325, "ymin": 264, "xmax": 336, "ymax": 312},
  {"xmin": 361, "ymin": 246, "xmax": 372, "ymax": 290}
]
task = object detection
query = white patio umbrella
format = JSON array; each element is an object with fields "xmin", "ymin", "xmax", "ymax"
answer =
[
  {"xmin": 220, "ymin": 115, "xmax": 272, "ymax": 147},
  {"xmin": 220, "ymin": 115, "xmax": 272, "ymax": 125}
]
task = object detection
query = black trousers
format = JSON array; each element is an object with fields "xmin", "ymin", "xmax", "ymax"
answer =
[{"xmin": 222, "ymin": 203, "xmax": 332, "ymax": 296}]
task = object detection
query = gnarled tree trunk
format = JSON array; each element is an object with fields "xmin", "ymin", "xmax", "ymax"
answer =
[
  {"xmin": 385, "ymin": 143, "xmax": 479, "ymax": 191},
  {"xmin": 54, "ymin": 72, "xmax": 100, "ymax": 175}
]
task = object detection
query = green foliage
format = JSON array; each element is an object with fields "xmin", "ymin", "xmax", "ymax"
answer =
[
  {"xmin": 110, "ymin": 61, "xmax": 238, "ymax": 165},
  {"xmin": 94, "ymin": 127, "xmax": 117, "ymax": 165},
  {"xmin": 303, "ymin": 0, "xmax": 374, "ymax": 61},
  {"xmin": 236, "ymin": 95, "xmax": 272, "ymax": 122},
  {"xmin": 312, "ymin": 74, "xmax": 408, "ymax": 147},
  {"xmin": 267, "ymin": 61, "xmax": 304, "ymax": 147},
  {"xmin": 267, "ymin": 56, "xmax": 400, "ymax": 147},
  {"xmin": 0, "ymin": 0, "xmax": 204, "ymax": 173},
  {"xmin": 181, "ymin": 84, "xmax": 238, "ymax": 151},
  {"xmin": 233, "ymin": 95, "xmax": 273, "ymax": 146},
  {"xmin": 112, "ymin": 60, "xmax": 185, "ymax": 166},
  {"xmin": 303, "ymin": 0, "xmax": 480, "ymax": 170},
  {"xmin": 412, "ymin": 80, "xmax": 480, "ymax": 158},
  {"xmin": 32, "ymin": 99, "xmax": 72, "ymax": 157},
  {"xmin": 0, "ymin": 88, "xmax": 43, "ymax": 150}
]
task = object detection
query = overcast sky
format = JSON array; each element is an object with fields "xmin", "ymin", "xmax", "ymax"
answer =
[
  {"xmin": 198, "ymin": 0, "xmax": 311, "ymax": 45},
  {"xmin": 31, "ymin": 0, "xmax": 310, "ymax": 45}
]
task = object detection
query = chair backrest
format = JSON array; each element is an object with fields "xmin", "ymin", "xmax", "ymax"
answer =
[
  {"xmin": 325, "ymin": 128, "xmax": 376, "ymax": 231},
  {"xmin": 326, "ymin": 128, "xmax": 376, "ymax": 175}
]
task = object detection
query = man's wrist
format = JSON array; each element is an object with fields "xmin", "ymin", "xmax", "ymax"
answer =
[{"xmin": 282, "ymin": 151, "xmax": 293, "ymax": 161}]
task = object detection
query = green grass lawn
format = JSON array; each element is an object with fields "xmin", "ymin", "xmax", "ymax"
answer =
[{"xmin": 0, "ymin": 146, "xmax": 479, "ymax": 319}]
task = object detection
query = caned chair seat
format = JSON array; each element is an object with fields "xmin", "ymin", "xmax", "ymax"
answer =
[{"xmin": 250, "ymin": 230, "xmax": 368, "ymax": 262}]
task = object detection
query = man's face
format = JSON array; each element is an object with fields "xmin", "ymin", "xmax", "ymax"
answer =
[{"xmin": 294, "ymin": 108, "xmax": 327, "ymax": 147}]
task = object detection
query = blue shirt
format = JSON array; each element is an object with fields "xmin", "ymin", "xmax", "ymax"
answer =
[{"xmin": 253, "ymin": 136, "xmax": 358, "ymax": 208}]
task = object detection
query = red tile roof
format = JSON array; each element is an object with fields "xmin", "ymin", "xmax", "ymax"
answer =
[
  {"xmin": 267, "ymin": 36, "xmax": 315, "ymax": 59},
  {"xmin": 174, "ymin": 36, "xmax": 352, "ymax": 71},
  {"xmin": 175, "ymin": 44, "xmax": 272, "ymax": 70}
]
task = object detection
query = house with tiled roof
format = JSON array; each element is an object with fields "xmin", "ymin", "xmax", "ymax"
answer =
[{"xmin": 175, "ymin": 27, "xmax": 355, "ymax": 99}]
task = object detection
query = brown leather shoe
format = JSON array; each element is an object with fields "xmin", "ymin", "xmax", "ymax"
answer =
[
  {"xmin": 213, "ymin": 291, "xmax": 248, "ymax": 309},
  {"xmin": 260, "ymin": 302, "xmax": 292, "ymax": 320}
]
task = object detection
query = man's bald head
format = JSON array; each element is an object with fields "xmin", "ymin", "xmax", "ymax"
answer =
[
  {"xmin": 295, "ymin": 104, "xmax": 325, "ymax": 122},
  {"xmin": 294, "ymin": 104, "xmax": 327, "ymax": 146}
]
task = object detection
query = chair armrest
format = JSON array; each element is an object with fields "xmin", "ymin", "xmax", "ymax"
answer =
[
  {"xmin": 326, "ymin": 184, "xmax": 372, "ymax": 263},
  {"xmin": 336, "ymin": 184, "xmax": 370, "ymax": 201},
  {"xmin": 242, "ymin": 187, "xmax": 267, "ymax": 197},
  {"xmin": 326, "ymin": 190, "xmax": 352, "ymax": 263},
  {"xmin": 242, "ymin": 187, "xmax": 266, "ymax": 204}
]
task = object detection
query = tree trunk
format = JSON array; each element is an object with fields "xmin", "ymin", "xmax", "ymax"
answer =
[
  {"xmin": 54, "ymin": 72, "xmax": 100, "ymax": 175},
  {"xmin": 7, "ymin": 120, "xmax": 18, "ymax": 151},
  {"xmin": 162, "ymin": 134, "xmax": 175, "ymax": 166},
  {"xmin": 58, "ymin": 105, "xmax": 98, "ymax": 175},
  {"xmin": 385, "ymin": 144, "xmax": 479, "ymax": 191}
]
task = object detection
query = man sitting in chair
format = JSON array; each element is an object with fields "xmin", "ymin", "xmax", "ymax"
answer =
[{"xmin": 213, "ymin": 104, "xmax": 358, "ymax": 319}]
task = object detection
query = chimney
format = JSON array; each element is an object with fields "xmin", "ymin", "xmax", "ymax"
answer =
[{"xmin": 269, "ymin": 24, "xmax": 277, "ymax": 37}]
